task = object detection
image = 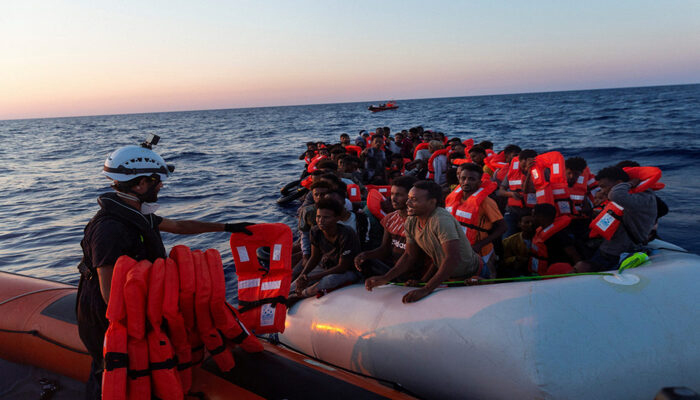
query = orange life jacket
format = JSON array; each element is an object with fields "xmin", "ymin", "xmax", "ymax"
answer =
[
  {"xmin": 347, "ymin": 184, "xmax": 361, "ymax": 202},
  {"xmin": 506, "ymin": 157, "xmax": 537, "ymax": 208},
  {"xmin": 484, "ymin": 151, "xmax": 508, "ymax": 176},
  {"xmin": 123, "ymin": 260, "xmax": 152, "ymax": 399},
  {"xmin": 146, "ymin": 258, "xmax": 183, "ymax": 400},
  {"xmin": 589, "ymin": 201, "xmax": 624, "ymax": 240},
  {"xmin": 169, "ymin": 245, "xmax": 204, "ymax": 369},
  {"xmin": 367, "ymin": 188, "xmax": 388, "ymax": 221},
  {"xmin": 450, "ymin": 157, "xmax": 472, "ymax": 166},
  {"xmin": 231, "ymin": 223, "xmax": 293, "ymax": 334},
  {"xmin": 485, "ymin": 149, "xmax": 495, "ymax": 157},
  {"xmin": 102, "ymin": 255, "xmax": 137, "ymax": 400},
  {"xmin": 463, "ymin": 139, "xmax": 474, "ymax": 151},
  {"xmin": 161, "ymin": 255, "xmax": 192, "ymax": 393},
  {"xmin": 427, "ymin": 148, "xmax": 449, "ymax": 180},
  {"xmin": 192, "ymin": 250, "xmax": 235, "ymax": 372},
  {"xmin": 624, "ymin": 166, "xmax": 664, "ymax": 193},
  {"xmin": 413, "ymin": 142, "xmax": 430, "ymax": 159},
  {"xmin": 445, "ymin": 180, "xmax": 498, "ymax": 244},
  {"xmin": 205, "ymin": 249, "xmax": 264, "ymax": 353},
  {"xmin": 345, "ymin": 145, "xmax": 362, "ymax": 157},
  {"xmin": 529, "ymin": 215, "xmax": 572, "ymax": 275},
  {"xmin": 306, "ymin": 155, "xmax": 328, "ymax": 174}
]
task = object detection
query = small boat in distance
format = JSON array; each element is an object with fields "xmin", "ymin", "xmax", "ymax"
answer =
[{"xmin": 368, "ymin": 101, "xmax": 398, "ymax": 112}]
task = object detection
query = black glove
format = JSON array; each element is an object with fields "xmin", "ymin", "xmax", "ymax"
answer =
[{"xmin": 224, "ymin": 222, "xmax": 255, "ymax": 235}]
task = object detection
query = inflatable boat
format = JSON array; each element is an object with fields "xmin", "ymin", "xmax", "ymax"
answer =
[
  {"xmin": 0, "ymin": 271, "xmax": 414, "ymax": 399},
  {"xmin": 280, "ymin": 240, "xmax": 700, "ymax": 399},
  {"xmin": 368, "ymin": 104, "xmax": 399, "ymax": 112}
]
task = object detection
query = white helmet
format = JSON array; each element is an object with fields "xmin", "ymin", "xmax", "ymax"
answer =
[{"xmin": 102, "ymin": 145, "xmax": 174, "ymax": 182}]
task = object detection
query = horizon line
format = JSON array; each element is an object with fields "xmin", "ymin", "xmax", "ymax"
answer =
[{"xmin": 2, "ymin": 81, "xmax": 698, "ymax": 122}]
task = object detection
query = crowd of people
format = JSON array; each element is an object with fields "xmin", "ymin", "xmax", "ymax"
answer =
[{"xmin": 287, "ymin": 126, "xmax": 667, "ymax": 303}]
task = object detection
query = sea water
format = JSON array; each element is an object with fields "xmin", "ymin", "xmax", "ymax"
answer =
[{"xmin": 1, "ymin": 84, "xmax": 698, "ymax": 302}]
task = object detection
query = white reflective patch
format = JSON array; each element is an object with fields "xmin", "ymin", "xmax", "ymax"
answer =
[
  {"xmin": 513, "ymin": 161, "xmax": 519, "ymax": 169},
  {"xmin": 456, "ymin": 209, "xmax": 472, "ymax": 219},
  {"xmin": 639, "ymin": 178, "xmax": 651, "ymax": 188},
  {"xmin": 455, "ymin": 187, "xmax": 462, "ymax": 193},
  {"xmin": 239, "ymin": 278, "xmax": 260, "ymax": 289},
  {"xmin": 536, "ymin": 190, "xmax": 545, "ymax": 197},
  {"xmin": 596, "ymin": 213, "xmax": 616, "ymax": 231},
  {"xmin": 461, "ymin": 226, "xmax": 467, "ymax": 234},
  {"xmin": 558, "ymin": 202, "xmax": 571, "ymax": 214},
  {"xmin": 531, "ymin": 258, "xmax": 539, "ymax": 272},
  {"xmin": 236, "ymin": 246, "xmax": 249, "ymax": 262},
  {"xmin": 588, "ymin": 178, "xmax": 596, "ymax": 185},
  {"xmin": 552, "ymin": 163, "xmax": 560, "ymax": 174},
  {"xmin": 445, "ymin": 206, "xmax": 453, "ymax": 213},
  {"xmin": 378, "ymin": 188, "xmax": 388, "ymax": 193},
  {"xmin": 577, "ymin": 176, "xmax": 585, "ymax": 184},
  {"xmin": 532, "ymin": 170, "xmax": 539, "ymax": 180},
  {"xmin": 553, "ymin": 189, "xmax": 566, "ymax": 195},
  {"xmin": 350, "ymin": 188, "xmax": 357, "ymax": 196},
  {"xmin": 472, "ymin": 188, "xmax": 483, "ymax": 197},
  {"xmin": 261, "ymin": 280, "xmax": 282, "ymax": 291},
  {"xmin": 542, "ymin": 223, "xmax": 554, "ymax": 233},
  {"xmin": 272, "ymin": 244, "xmax": 282, "ymax": 261},
  {"xmin": 510, "ymin": 180, "xmax": 522, "ymax": 186},
  {"xmin": 527, "ymin": 193, "xmax": 537, "ymax": 205},
  {"xmin": 260, "ymin": 303, "xmax": 275, "ymax": 326},
  {"xmin": 570, "ymin": 195, "xmax": 585, "ymax": 200}
]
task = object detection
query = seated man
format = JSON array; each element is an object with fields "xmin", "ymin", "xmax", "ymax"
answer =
[
  {"xmin": 291, "ymin": 198, "xmax": 362, "ymax": 298},
  {"xmin": 467, "ymin": 145, "xmax": 488, "ymax": 173},
  {"xmin": 296, "ymin": 181, "xmax": 333, "ymax": 277},
  {"xmin": 361, "ymin": 135, "xmax": 387, "ymax": 184},
  {"xmin": 530, "ymin": 204, "xmax": 581, "ymax": 275},
  {"xmin": 574, "ymin": 166, "xmax": 657, "ymax": 272},
  {"xmin": 339, "ymin": 133, "xmax": 351, "ymax": 147},
  {"xmin": 501, "ymin": 215, "xmax": 536, "ymax": 277},
  {"xmin": 496, "ymin": 149, "xmax": 538, "ymax": 238},
  {"xmin": 324, "ymin": 189, "xmax": 381, "ymax": 251},
  {"xmin": 365, "ymin": 180, "xmax": 481, "ymax": 303},
  {"xmin": 354, "ymin": 176, "xmax": 418, "ymax": 276}
]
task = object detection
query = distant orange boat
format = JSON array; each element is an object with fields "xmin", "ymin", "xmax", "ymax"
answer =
[{"xmin": 368, "ymin": 102, "xmax": 398, "ymax": 112}]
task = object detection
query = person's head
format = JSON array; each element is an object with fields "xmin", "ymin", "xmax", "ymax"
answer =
[
  {"xmin": 394, "ymin": 132, "xmax": 404, "ymax": 142},
  {"xmin": 371, "ymin": 135, "xmax": 384, "ymax": 149},
  {"xmin": 310, "ymin": 181, "xmax": 333, "ymax": 204},
  {"xmin": 316, "ymin": 159, "xmax": 338, "ymax": 174},
  {"xmin": 503, "ymin": 144, "xmax": 522, "ymax": 163},
  {"xmin": 103, "ymin": 144, "xmax": 173, "ymax": 204},
  {"xmin": 318, "ymin": 147, "xmax": 330, "ymax": 157},
  {"xmin": 390, "ymin": 175, "xmax": 418, "ymax": 211},
  {"xmin": 565, "ymin": 157, "xmax": 588, "ymax": 186},
  {"xmin": 452, "ymin": 142, "xmax": 466, "ymax": 154},
  {"xmin": 518, "ymin": 149, "xmax": 538, "ymax": 173},
  {"xmin": 324, "ymin": 189, "xmax": 347, "ymax": 209},
  {"xmin": 468, "ymin": 145, "xmax": 487, "ymax": 166},
  {"xmin": 616, "ymin": 160, "xmax": 640, "ymax": 169},
  {"xmin": 596, "ymin": 166, "xmax": 629, "ymax": 196},
  {"xmin": 457, "ymin": 163, "xmax": 484, "ymax": 195},
  {"xmin": 306, "ymin": 141, "xmax": 317, "ymax": 152},
  {"xmin": 339, "ymin": 133, "xmax": 351, "ymax": 146},
  {"xmin": 533, "ymin": 203, "xmax": 557, "ymax": 228},
  {"xmin": 336, "ymin": 154, "xmax": 350, "ymax": 173},
  {"xmin": 448, "ymin": 151, "xmax": 466, "ymax": 164},
  {"xmin": 433, "ymin": 131, "xmax": 445, "ymax": 141},
  {"xmin": 428, "ymin": 140, "xmax": 444, "ymax": 153},
  {"xmin": 315, "ymin": 197, "xmax": 343, "ymax": 232},
  {"xmin": 345, "ymin": 155, "xmax": 360, "ymax": 172},
  {"xmin": 383, "ymin": 126, "xmax": 390, "ymax": 137},
  {"xmin": 422, "ymin": 132, "xmax": 433, "ymax": 143},
  {"xmin": 519, "ymin": 215, "xmax": 536, "ymax": 236},
  {"xmin": 390, "ymin": 153, "xmax": 404, "ymax": 170},
  {"xmin": 330, "ymin": 145, "xmax": 346, "ymax": 161},
  {"xmin": 407, "ymin": 180, "xmax": 443, "ymax": 217},
  {"xmin": 478, "ymin": 140, "xmax": 494, "ymax": 151},
  {"xmin": 319, "ymin": 173, "xmax": 346, "ymax": 193},
  {"xmin": 408, "ymin": 127, "xmax": 419, "ymax": 139}
]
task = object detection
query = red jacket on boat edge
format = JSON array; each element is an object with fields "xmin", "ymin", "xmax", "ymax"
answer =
[
  {"xmin": 123, "ymin": 260, "xmax": 152, "ymax": 399},
  {"xmin": 146, "ymin": 258, "xmax": 183, "ymax": 400},
  {"xmin": 231, "ymin": 223, "xmax": 293, "ymax": 334},
  {"xmin": 192, "ymin": 250, "xmax": 235, "ymax": 372},
  {"xmin": 529, "ymin": 215, "xmax": 572, "ymax": 275},
  {"xmin": 103, "ymin": 255, "xmax": 137, "ymax": 400},
  {"xmin": 169, "ymin": 245, "xmax": 204, "ymax": 369}
]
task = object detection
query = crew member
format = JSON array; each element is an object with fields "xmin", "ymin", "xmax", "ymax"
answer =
[{"xmin": 77, "ymin": 137, "xmax": 254, "ymax": 399}]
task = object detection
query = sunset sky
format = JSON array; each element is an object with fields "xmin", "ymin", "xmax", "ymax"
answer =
[{"xmin": 2, "ymin": 0, "xmax": 699, "ymax": 120}]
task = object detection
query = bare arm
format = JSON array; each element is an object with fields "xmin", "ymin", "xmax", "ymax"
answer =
[
  {"xmin": 354, "ymin": 230, "xmax": 393, "ymax": 270},
  {"xmin": 402, "ymin": 239, "xmax": 461, "ymax": 303},
  {"xmin": 365, "ymin": 240, "xmax": 421, "ymax": 290},
  {"xmin": 159, "ymin": 218, "xmax": 225, "ymax": 234},
  {"xmin": 96, "ymin": 265, "xmax": 114, "ymax": 304},
  {"xmin": 473, "ymin": 219, "xmax": 507, "ymax": 253}
]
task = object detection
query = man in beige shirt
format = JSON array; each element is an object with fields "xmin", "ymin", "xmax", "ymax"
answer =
[{"xmin": 365, "ymin": 180, "xmax": 481, "ymax": 303}]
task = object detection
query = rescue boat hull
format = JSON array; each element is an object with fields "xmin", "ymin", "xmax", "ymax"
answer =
[{"xmin": 280, "ymin": 241, "xmax": 700, "ymax": 399}]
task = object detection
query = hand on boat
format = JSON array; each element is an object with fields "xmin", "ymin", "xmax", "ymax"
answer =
[
  {"xmin": 365, "ymin": 276, "xmax": 388, "ymax": 291},
  {"xmin": 402, "ymin": 287, "xmax": 431, "ymax": 303},
  {"xmin": 404, "ymin": 279, "xmax": 422, "ymax": 287},
  {"xmin": 354, "ymin": 253, "xmax": 367, "ymax": 271}
]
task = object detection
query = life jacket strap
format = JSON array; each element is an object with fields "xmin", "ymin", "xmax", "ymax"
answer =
[
  {"xmin": 149, "ymin": 357, "xmax": 177, "ymax": 371},
  {"xmin": 458, "ymin": 221, "xmax": 490, "ymax": 233},
  {"xmin": 238, "ymin": 296, "xmax": 288, "ymax": 313},
  {"xmin": 128, "ymin": 368, "xmax": 150, "ymax": 379},
  {"xmin": 208, "ymin": 343, "xmax": 227, "ymax": 356},
  {"xmin": 224, "ymin": 330, "xmax": 249, "ymax": 344},
  {"xmin": 104, "ymin": 351, "xmax": 128, "ymax": 371}
]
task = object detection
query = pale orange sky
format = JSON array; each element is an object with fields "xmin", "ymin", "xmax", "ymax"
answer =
[{"xmin": 2, "ymin": 1, "xmax": 699, "ymax": 120}]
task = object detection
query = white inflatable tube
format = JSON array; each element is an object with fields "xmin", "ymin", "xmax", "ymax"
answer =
[{"xmin": 280, "ymin": 243, "xmax": 700, "ymax": 399}]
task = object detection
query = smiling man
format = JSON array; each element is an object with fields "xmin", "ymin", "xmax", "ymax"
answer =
[{"xmin": 365, "ymin": 180, "xmax": 481, "ymax": 303}]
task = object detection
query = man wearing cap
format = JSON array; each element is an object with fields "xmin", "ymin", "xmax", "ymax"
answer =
[{"xmin": 77, "ymin": 137, "xmax": 254, "ymax": 399}]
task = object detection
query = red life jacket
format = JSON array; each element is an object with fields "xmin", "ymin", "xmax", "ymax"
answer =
[
  {"xmin": 463, "ymin": 139, "xmax": 474, "ymax": 151},
  {"xmin": 161, "ymin": 256, "xmax": 192, "ymax": 393},
  {"xmin": 169, "ymin": 245, "xmax": 204, "ymax": 368},
  {"xmin": 146, "ymin": 258, "xmax": 183, "ymax": 400},
  {"xmin": 529, "ymin": 215, "xmax": 572, "ymax": 275},
  {"xmin": 427, "ymin": 148, "xmax": 449, "ymax": 180},
  {"xmin": 347, "ymin": 184, "xmax": 361, "ymax": 202},
  {"xmin": 531, "ymin": 152, "xmax": 567, "ymax": 212},
  {"xmin": 413, "ymin": 142, "xmax": 430, "ymax": 159},
  {"xmin": 589, "ymin": 201, "xmax": 624, "ymax": 240},
  {"xmin": 506, "ymin": 157, "xmax": 537, "ymax": 208},
  {"xmin": 102, "ymin": 255, "xmax": 137, "ymax": 400},
  {"xmin": 345, "ymin": 145, "xmax": 362, "ymax": 157},
  {"xmin": 306, "ymin": 155, "xmax": 328, "ymax": 174},
  {"xmin": 123, "ymin": 260, "xmax": 152, "ymax": 399},
  {"xmin": 624, "ymin": 166, "xmax": 664, "ymax": 193},
  {"xmin": 192, "ymin": 250, "xmax": 236, "ymax": 372},
  {"xmin": 485, "ymin": 149, "xmax": 495, "ymax": 157},
  {"xmin": 445, "ymin": 181, "xmax": 498, "ymax": 244},
  {"xmin": 451, "ymin": 157, "xmax": 472, "ymax": 166},
  {"xmin": 365, "ymin": 185, "xmax": 391, "ymax": 196},
  {"xmin": 367, "ymin": 189, "xmax": 388, "ymax": 221},
  {"xmin": 205, "ymin": 249, "xmax": 263, "ymax": 353},
  {"xmin": 231, "ymin": 223, "xmax": 293, "ymax": 334},
  {"xmin": 300, "ymin": 175, "xmax": 314, "ymax": 189},
  {"xmin": 484, "ymin": 151, "xmax": 508, "ymax": 176}
]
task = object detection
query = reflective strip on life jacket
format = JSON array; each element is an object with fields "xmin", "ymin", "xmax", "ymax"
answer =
[
  {"xmin": 123, "ymin": 260, "xmax": 152, "ymax": 398},
  {"xmin": 347, "ymin": 184, "xmax": 361, "ymax": 202},
  {"xmin": 102, "ymin": 255, "xmax": 137, "ymax": 400},
  {"xmin": 230, "ymin": 223, "xmax": 293, "ymax": 334},
  {"xmin": 529, "ymin": 215, "xmax": 572, "ymax": 275},
  {"xmin": 531, "ymin": 151, "xmax": 566, "ymax": 188},
  {"xmin": 445, "ymin": 181, "xmax": 498, "ymax": 244},
  {"xmin": 589, "ymin": 201, "xmax": 624, "ymax": 240},
  {"xmin": 146, "ymin": 258, "xmax": 183, "ymax": 400}
]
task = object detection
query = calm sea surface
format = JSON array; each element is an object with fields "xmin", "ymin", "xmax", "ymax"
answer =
[{"xmin": 1, "ymin": 84, "xmax": 699, "ymax": 301}]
